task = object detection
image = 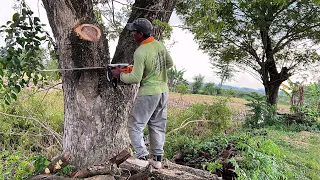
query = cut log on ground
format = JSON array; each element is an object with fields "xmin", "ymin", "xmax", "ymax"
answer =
[{"xmin": 120, "ymin": 158, "xmax": 221, "ymax": 180}]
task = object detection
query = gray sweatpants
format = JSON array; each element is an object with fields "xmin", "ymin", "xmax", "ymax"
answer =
[{"xmin": 128, "ymin": 92, "xmax": 168, "ymax": 159}]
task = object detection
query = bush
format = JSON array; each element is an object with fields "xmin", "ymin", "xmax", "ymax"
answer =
[
  {"xmin": 166, "ymin": 97, "xmax": 232, "ymax": 139},
  {"xmin": 0, "ymin": 151, "xmax": 34, "ymax": 180},
  {"xmin": 230, "ymin": 135, "xmax": 287, "ymax": 180},
  {"xmin": 0, "ymin": 89, "xmax": 63, "ymax": 158},
  {"xmin": 244, "ymin": 93, "xmax": 283, "ymax": 128}
]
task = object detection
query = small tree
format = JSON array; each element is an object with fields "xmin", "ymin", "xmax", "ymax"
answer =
[
  {"xmin": 281, "ymin": 79, "xmax": 304, "ymax": 113},
  {"xmin": 167, "ymin": 65, "xmax": 188, "ymax": 91},
  {"xmin": 202, "ymin": 82, "xmax": 216, "ymax": 95},
  {"xmin": 211, "ymin": 59, "xmax": 237, "ymax": 95},
  {"xmin": 176, "ymin": 83, "xmax": 189, "ymax": 100},
  {"xmin": 191, "ymin": 74, "xmax": 204, "ymax": 94}
]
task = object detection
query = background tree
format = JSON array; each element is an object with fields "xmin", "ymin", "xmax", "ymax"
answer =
[
  {"xmin": 202, "ymin": 82, "xmax": 216, "ymax": 95},
  {"xmin": 211, "ymin": 57, "xmax": 237, "ymax": 95},
  {"xmin": 167, "ymin": 65, "xmax": 188, "ymax": 91},
  {"xmin": 304, "ymin": 82, "xmax": 320, "ymax": 109},
  {"xmin": 176, "ymin": 83, "xmax": 189, "ymax": 100},
  {"xmin": 191, "ymin": 74, "xmax": 204, "ymax": 94},
  {"xmin": 0, "ymin": 3, "xmax": 47, "ymax": 105},
  {"xmin": 177, "ymin": 0, "xmax": 320, "ymax": 105}
]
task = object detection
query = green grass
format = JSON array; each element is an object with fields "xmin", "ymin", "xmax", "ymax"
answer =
[{"xmin": 264, "ymin": 128, "xmax": 320, "ymax": 179}]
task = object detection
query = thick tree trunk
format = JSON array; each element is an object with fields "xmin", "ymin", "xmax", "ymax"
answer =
[
  {"xmin": 260, "ymin": 28, "xmax": 290, "ymax": 106},
  {"xmin": 42, "ymin": 0, "xmax": 176, "ymax": 169},
  {"xmin": 264, "ymin": 81, "xmax": 281, "ymax": 105}
]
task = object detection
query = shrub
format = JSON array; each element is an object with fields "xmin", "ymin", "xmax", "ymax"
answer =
[
  {"xmin": 166, "ymin": 97, "xmax": 232, "ymax": 139},
  {"xmin": 244, "ymin": 93, "xmax": 283, "ymax": 128},
  {"xmin": 0, "ymin": 151, "xmax": 34, "ymax": 180}
]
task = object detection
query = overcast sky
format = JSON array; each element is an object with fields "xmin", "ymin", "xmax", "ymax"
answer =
[{"xmin": 0, "ymin": 0, "xmax": 285, "ymax": 90}]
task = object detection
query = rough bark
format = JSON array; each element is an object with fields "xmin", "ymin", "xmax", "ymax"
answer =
[
  {"xmin": 264, "ymin": 81, "xmax": 281, "ymax": 105},
  {"xmin": 112, "ymin": 0, "xmax": 177, "ymax": 64},
  {"xmin": 41, "ymin": 0, "xmax": 176, "ymax": 169}
]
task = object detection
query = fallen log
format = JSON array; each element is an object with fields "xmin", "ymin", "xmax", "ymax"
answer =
[{"xmin": 120, "ymin": 158, "xmax": 221, "ymax": 180}]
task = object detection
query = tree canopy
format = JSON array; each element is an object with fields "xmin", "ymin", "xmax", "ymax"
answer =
[
  {"xmin": 177, "ymin": 0, "xmax": 320, "ymax": 105},
  {"xmin": 0, "ymin": 2, "xmax": 48, "ymax": 105}
]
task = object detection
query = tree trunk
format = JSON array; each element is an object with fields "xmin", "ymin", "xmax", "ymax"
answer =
[
  {"xmin": 42, "ymin": 0, "xmax": 176, "ymax": 169},
  {"xmin": 260, "ymin": 28, "xmax": 290, "ymax": 106},
  {"xmin": 264, "ymin": 81, "xmax": 281, "ymax": 105}
]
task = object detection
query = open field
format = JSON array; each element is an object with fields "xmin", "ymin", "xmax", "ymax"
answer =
[{"xmin": 168, "ymin": 92, "xmax": 290, "ymax": 121}]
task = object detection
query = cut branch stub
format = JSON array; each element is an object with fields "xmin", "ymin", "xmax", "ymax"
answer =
[{"xmin": 74, "ymin": 23, "xmax": 102, "ymax": 42}]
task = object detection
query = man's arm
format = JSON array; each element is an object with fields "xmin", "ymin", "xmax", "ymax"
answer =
[
  {"xmin": 120, "ymin": 51, "xmax": 145, "ymax": 84},
  {"xmin": 166, "ymin": 49, "xmax": 173, "ymax": 69}
]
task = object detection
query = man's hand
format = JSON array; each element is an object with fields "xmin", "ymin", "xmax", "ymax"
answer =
[{"xmin": 111, "ymin": 67, "xmax": 121, "ymax": 79}]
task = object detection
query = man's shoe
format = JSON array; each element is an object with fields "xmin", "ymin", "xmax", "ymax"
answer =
[
  {"xmin": 149, "ymin": 158, "xmax": 162, "ymax": 169},
  {"xmin": 149, "ymin": 155, "xmax": 162, "ymax": 169},
  {"xmin": 138, "ymin": 156, "xmax": 148, "ymax": 161},
  {"xmin": 126, "ymin": 157, "xmax": 149, "ymax": 168}
]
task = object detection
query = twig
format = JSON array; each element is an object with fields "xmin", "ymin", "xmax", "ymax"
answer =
[
  {"xmin": 178, "ymin": 114, "xmax": 194, "ymax": 129},
  {"xmin": 24, "ymin": 108, "xmax": 63, "ymax": 148},
  {"xmin": 0, "ymin": 131, "xmax": 55, "ymax": 137},
  {"xmin": 0, "ymin": 111, "xmax": 62, "ymax": 147},
  {"xmin": 18, "ymin": 82, "xmax": 62, "ymax": 103},
  {"xmin": 167, "ymin": 120, "xmax": 217, "ymax": 135},
  {"xmin": 111, "ymin": 0, "xmax": 116, "ymax": 26}
]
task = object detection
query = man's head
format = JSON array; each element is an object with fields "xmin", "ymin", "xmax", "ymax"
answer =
[{"xmin": 126, "ymin": 18, "xmax": 153, "ymax": 43}]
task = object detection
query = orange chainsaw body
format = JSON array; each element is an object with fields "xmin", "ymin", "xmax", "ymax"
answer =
[{"xmin": 119, "ymin": 65, "xmax": 133, "ymax": 74}]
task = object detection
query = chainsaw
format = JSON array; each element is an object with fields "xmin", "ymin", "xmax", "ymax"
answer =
[{"xmin": 106, "ymin": 64, "xmax": 133, "ymax": 88}]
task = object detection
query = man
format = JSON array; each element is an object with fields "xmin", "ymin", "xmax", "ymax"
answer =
[{"xmin": 112, "ymin": 18, "xmax": 173, "ymax": 169}]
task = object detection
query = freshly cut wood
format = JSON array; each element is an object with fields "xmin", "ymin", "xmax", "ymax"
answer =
[
  {"xmin": 74, "ymin": 23, "xmax": 102, "ymax": 42},
  {"xmin": 40, "ymin": 152, "xmax": 71, "ymax": 175}
]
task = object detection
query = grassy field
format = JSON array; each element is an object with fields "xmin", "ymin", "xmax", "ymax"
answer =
[{"xmin": 1, "ymin": 89, "xmax": 319, "ymax": 180}]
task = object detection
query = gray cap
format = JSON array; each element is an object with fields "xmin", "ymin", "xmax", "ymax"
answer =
[{"xmin": 126, "ymin": 18, "xmax": 153, "ymax": 34}]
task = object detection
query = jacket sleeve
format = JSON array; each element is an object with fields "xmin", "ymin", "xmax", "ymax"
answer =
[{"xmin": 120, "ymin": 51, "xmax": 145, "ymax": 84}]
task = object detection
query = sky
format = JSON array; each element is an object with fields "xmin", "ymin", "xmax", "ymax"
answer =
[{"xmin": 1, "ymin": 0, "xmax": 308, "ymax": 90}]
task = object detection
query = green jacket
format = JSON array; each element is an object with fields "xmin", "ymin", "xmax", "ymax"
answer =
[{"xmin": 120, "ymin": 36, "xmax": 173, "ymax": 96}]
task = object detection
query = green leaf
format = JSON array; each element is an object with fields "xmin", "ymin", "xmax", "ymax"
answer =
[
  {"xmin": 4, "ymin": 98, "xmax": 10, "ymax": 105},
  {"xmin": 1, "ymin": 151, "xmax": 9, "ymax": 157},
  {"xmin": 13, "ymin": 85, "xmax": 21, "ymax": 93},
  {"xmin": 11, "ymin": 92, "xmax": 17, "ymax": 100},
  {"xmin": 0, "ymin": 69, "xmax": 4, "ymax": 76},
  {"xmin": 34, "ymin": 17, "xmax": 40, "ymax": 23},
  {"xmin": 17, "ymin": 39, "xmax": 25, "ymax": 47},
  {"xmin": 33, "ymin": 78, "xmax": 38, "ymax": 85},
  {"xmin": 12, "ymin": 13, "xmax": 20, "ymax": 22}
]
